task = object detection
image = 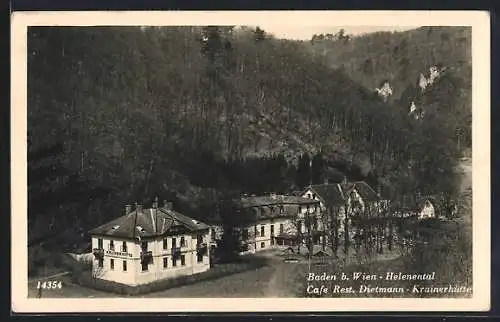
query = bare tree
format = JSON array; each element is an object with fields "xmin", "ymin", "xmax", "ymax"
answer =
[
  {"xmin": 318, "ymin": 204, "xmax": 341, "ymax": 258},
  {"xmin": 91, "ymin": 261, "xmax": 106, "ymax": 283}
]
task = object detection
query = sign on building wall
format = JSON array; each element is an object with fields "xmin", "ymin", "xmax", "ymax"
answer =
[{"xmin": 105, "ymin": 250, "xmax": 133, "ymax": 258}]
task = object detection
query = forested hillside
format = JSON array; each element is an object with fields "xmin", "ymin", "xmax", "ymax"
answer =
[
  {"xmin": 309, "ymin": 26, "xmax": 472, "ymax": 151},
  {"xmin": 27, "ymin": 26, "xmax": 465, "ymax": 250}
]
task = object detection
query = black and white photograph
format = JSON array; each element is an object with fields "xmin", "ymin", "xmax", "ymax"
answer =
[{"xmin": 11, "ymin": 11, "xmax": 490, "ymax": 313}]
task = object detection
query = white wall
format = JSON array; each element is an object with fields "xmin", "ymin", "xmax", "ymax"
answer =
[{"xmin": 91, "ymin": 231, "xmax": 210, "ymax": 286}]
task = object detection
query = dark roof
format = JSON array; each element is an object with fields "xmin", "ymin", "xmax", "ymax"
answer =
[
  {"xmin": 345, "ymin": 181, "xmax": 380, "ymax": 202},
  {"xmin": 237, "ymin": 195, "xmax": 319, "ymax": 209},
  {"xmin": 306, "ymin": 184, "xmax": 345, "ymax": 208},
  {"xmin": 238, "ymin": 202, "xmax": 313, "ymax": 221},
  {"xmin": 89, "ymin": 205, "xmax": 209, "ymax": 239},
  {"xmin": 304, "ymin": 181, "xmax": 380, "ymax": 208}
]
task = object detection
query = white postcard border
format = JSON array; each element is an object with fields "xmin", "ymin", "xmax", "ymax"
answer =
[{"xmin": 11, "ymin": 10, "xmax": 491, "ymax": 313}]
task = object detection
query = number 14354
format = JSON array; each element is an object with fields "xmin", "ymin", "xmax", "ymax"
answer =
[{"xmin": 36, "ymin": 281, "xmax": 62, "ymax": 289}]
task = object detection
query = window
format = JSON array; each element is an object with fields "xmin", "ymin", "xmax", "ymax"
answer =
[
  {"xmin": 98, "ymin": 258, "xmax": 103, "ymax": 268},
  {"xmin": 109, "ymin": 240, "xmax": 115, "ymax": 251},
  {"xmin": 280, "ymin": 224, "xmax": 284, "ymax": 233},
  {"xmin": 181, "ymin": 255, "xmax": 186, "ymax": 266},
  {"xmin": 260, "ymin": 226, "xmax": 265, "ymax": 237},
  {"xmin": 172, "ymin": 238, "xmax": 177, "ymax": 248},
  {"xmin": 163, "ymin": 257, "xmax": 168, "ymax": 268},
  {"xmin": 261, "ymin": 242, "xmax": 265, "ymax": 249},
  {"xmin": 197, "ymin": 252, "xmax": 203, "ymax": 263},
  {"xmin": 98, "ymin": 238, "xmax": 103, "ymax": 249},
  {"xmin": 180, "ymin": 237, "xmax": 186, "ymax": 247},
  {"xmin": 312, "ymin": 194, "xmax": 316, "ymax": 199},
  {"xmin": 308, "ymin": 193, "xmax": 312, "ymax": 198},
  {"xmin": 121, "ymin": 241, "xmax": 127, "ymax": 252},
  {"xmin": 298, "ymin": 206, "xmax": 302, "ymax": 213},
  {"xmin": 270, "ymin": 225, "xmax": 274, "ymax": 235},
  {"xmin": 141, "ymin": 261, "xmax": 148, "ymax": 272},
  {"xmin": 172, "ymin": 256, "xmax": 177, "ymax": 267},
  {"xmin": 110, "ymin": 259, "xmax": 114, "ymax": 270},
  {"xmin": 123, "ymin": 260, "xmax": 127, "ymax": 271},
  {"xmin": 271, "ymin": 237, "xmax": 275, "ymax": 246},
  {"xmin": 141, "ymin": 241, "xmax": 148, "ymax": 252},
  {"xmin": 163, "ymin": 238, "xmax": 168, "ymax": 249},
  {"xmin": 279, "ymin": 206, "xmax": 284, "ymax": 214}
]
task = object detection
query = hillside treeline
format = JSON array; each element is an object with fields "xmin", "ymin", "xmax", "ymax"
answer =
[
  {"xmin": 28, "ymin": 26, "xmax": 463, "ymax": 250},
  {"xmin": 309, "ymin": 26, "xmax": 472, "ymax": 151}
]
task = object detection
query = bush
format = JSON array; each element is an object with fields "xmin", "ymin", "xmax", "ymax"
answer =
[
  {"xmin": 28, "ymin": 246, "xmax": 70, "ymax": 277},
  {"xmin": 73, "ymin": 256, "xmax": 268, "ymax": 296},
  {"xmin": 68, "ymin": 259, "xmax": 92, "ymax": 282},
  {"xmin": 401, "ymin": 220, "xmax": 472, "ymax": 297}
]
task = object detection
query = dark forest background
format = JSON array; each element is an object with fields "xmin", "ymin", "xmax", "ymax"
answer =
[{"xmin": 27, "ymin": 26, "xmax": 471, "ymax": 252}]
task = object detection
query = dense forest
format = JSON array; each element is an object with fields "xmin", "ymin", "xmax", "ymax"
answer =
[
  {"xmin": 309, "ymin": 26, "xmax": 472, "ymax": 151},
  {"xmin": 27, "ymin": 26, "xmax": 469, "ymax": 251}
]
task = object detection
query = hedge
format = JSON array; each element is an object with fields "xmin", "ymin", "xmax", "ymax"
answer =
[{"xmin": 72, "ymin": 256, "xmax": 268, "ymax": 296}]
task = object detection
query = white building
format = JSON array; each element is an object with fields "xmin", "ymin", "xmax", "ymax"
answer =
[
  {"xmin": 418, "ymin": 200, "xmax": 436, "ymax": 220},
  {"xmin": 234, "ymin": 194, "xmax": 321, "ymax": 252},
  {"xmin": 89, "ymin": 199, "xmax": 211, "ymax": 286},
  {"xmin": 300, "ymin": 181, "xmax": 384, "ymax": 242}
]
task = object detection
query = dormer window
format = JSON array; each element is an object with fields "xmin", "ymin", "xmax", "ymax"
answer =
[{"xmin": 112, "ymin": 225, "xmax": 120, "ymax": 230}]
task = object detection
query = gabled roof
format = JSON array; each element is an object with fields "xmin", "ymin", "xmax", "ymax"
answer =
[
  {"xmin": 89, "ymin": 205, "xmax": 209, "ymax": 239},
  {"xmin": 341, "ymin": 181, "xmax": 380, "ymax": 202},
  {"xmin": 304, "ymin": 184, "xmax": 345, "ymax": 208},
  {"xmin": 303, "ymin": 181, "xmax": 380, "ymax": 208}
]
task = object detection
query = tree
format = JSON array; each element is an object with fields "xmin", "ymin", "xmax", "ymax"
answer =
[{"xmin": 296, "ymin": 153, "xmax": 312, "ymax": 189}]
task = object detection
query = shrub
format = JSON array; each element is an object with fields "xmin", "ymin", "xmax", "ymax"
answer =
[{"xmin": 68, "ymin": 259, "xmax": 92, "ymax": 282}]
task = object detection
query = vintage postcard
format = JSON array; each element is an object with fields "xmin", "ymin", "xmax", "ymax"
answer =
[{"xmin": 11, "ymin": 10, "xmax": 490, "ymax": 313}]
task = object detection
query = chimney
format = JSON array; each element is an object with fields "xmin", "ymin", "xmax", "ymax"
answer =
[
  {"xmin": 125, "ymin": 204, "xmax": 132, "ymax": 214},
  {"xmin": 152, "ymin": 196, "xmax": 159, "ymax": 209},
  {"xmin": 163, "ymin": 200, "xmax": 173, "ymax": 210}
]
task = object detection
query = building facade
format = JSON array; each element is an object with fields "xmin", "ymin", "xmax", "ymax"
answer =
[
  {"xmin": 233, "ymin": 194, "xmax": 321, "ymax": 253},
  {"xmin": 89, "ymin": 199, "xmax": 211, "ymax": 286},
  {"xmin": 300, "ymin": 181, "xmax": 384, "ymax": 244}
]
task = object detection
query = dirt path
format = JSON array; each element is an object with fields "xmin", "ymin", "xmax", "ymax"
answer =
[
  {"xmin": 263, "ymin": 257, "xmax": 292, "ymax": 297},
  {"xmin": 28, "ymin": 271, "xmax": 70, "ymax": 283}
]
